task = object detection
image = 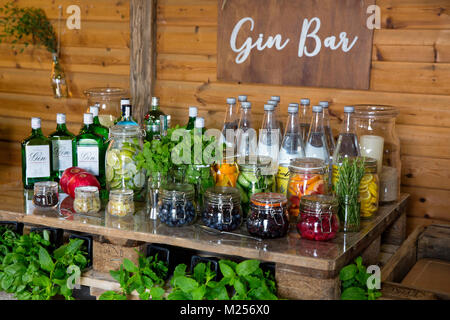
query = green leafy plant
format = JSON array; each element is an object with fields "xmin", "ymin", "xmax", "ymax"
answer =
[
  {"xmin": 0, "ymin": 1, "xmax": 57, "ymax": 53},
  {"xmin": 340, "ymin": 256, "xmax": 382, "ymax": 300},
  {"xmin": 0, "ymin": 227, "xmax": 88, "ymax": 300},
  {"xmin": 335, "ymin": 157, "xmax": 366, "ymax": 231},
  {"xmin": 99, "ymin": 252, "xmax": 168, "ymax": 300}
]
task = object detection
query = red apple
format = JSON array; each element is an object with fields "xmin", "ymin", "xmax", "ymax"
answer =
[
  {"xmin": 60, "ymin": 167, "xmax": 87, "ymax": 193},
  {"xmin": 67, "ymin": 172, "xmax": 100, "ymax": 199}
]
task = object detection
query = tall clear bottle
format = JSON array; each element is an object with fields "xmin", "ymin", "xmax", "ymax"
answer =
[
  {"xmin": 73, "ymin": 113, "xmax": 107, "ymax": 188},
  {"xmin": 22, "ymin": 118, "xmax": 53, "ymax": 189},
  {"xmin": 186, "ymin": 106, "xmax": 198, "ymax": 130},
  {"xmin": 49, "ymin": 113, "xmax": 75, "ymax": 181},
  {"xmin": 319, "ymin": 101, "xmax": 336, "ymax": 157},
  {"xmin": 299, "ymin": 98, "xmax": 312, "ymax": 144},
  {"xmin": 269, "ymin": 96, "xmax": 284, "ymax": 138},
  {"xmin": 236, "ymin": 102, "xmax": 257, "ymax": 159},
  {"xmin": 221, "ymin": 98, "xmax": 239, "ymax": 151},
  {"xmin": 258, "ymin": 104, "xmax": 280, "ymax": 172},
  {"xmin": 305, "ymin": 106, "xmax": 330, "ymax": 163},
  {"xmin": 145, "ymin": 97, "xmax": 165, "ymax": 142},
  {"xmin": 89, "ymin": 105, "xmax": 110, "ymax": 140},
  {"xmin": 332, "ymin": 106, "xmax": 360, "ymax": 163},
  {"xmin": 277, "ymin": 103, "xmax": 305, "ymax": 195}
]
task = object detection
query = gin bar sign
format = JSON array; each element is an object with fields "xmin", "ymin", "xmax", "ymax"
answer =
[{"xmin": 217, "ymin": 0, "xmax": 376, "ymax": 90}]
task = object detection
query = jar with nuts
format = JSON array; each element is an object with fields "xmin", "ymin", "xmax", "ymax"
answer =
[{"xmin": 73, "ymin": 186, "xmax": 101, "ymax": 214}]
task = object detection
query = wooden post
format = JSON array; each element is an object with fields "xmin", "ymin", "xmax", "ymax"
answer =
[{"xmin": 130, "ymin": 0, "xmax": 157, "ymax": 125}]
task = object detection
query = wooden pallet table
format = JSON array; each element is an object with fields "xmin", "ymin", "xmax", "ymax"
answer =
[{"xmin": 0, "ymin": 184, "xmax": 409, "ymax": 300}]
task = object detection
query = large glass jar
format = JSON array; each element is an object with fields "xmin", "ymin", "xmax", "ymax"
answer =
[
  {"xmin": 105, "ymin": 125, "xmax": 146, "ymax": 200},
  {"xmin": 84, "ymin": 87, "xmax": 127, "ymax": 128},
  {"xmin": 158, "ymin": 183, "xmax": 196, "ymax": 227},
  {"xmin": 287, "ymin": 158, "xmax": 328, "ymax": 222},
  {"xmin": 354, "ymin": 105, "xmax": 401, "ymax": 203},
  {"xmin": 359, "ymin": 158, "xmax": 379, "ymax": 219},
  {"xmin": 297, "ymin": 194, "xmax": 339, "ymax": 241},
  {"xmin": 236, "ymin": 156, "xmax": 276, "ymax": 217},
  {"xmin": 247, "ymin": 193, "xmax": 289, "ymax": 239},
  {"xmin": 202, "ymin": 186, "xmax": 242, "ymax": 232},
  {"xmin": 211, "ymin": 156, "xmax": 239, "ymax": 188}
]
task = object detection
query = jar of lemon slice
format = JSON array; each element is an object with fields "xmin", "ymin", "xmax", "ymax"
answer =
[{"xmin": 359, "ymin": 158, "xmax": 379, "ymax": 218}]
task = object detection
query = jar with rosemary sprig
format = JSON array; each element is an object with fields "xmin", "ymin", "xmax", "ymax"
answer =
[{"xmin": 334, "ymin": 157, "xmax": 365, "ymax": 232}]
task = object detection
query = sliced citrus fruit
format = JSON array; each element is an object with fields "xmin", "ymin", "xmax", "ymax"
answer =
[
  {"xmin": 360, "ymin": 190, "xmax": 371, "ymax": 201},
  {"xmin": 106, "ymin": 150, "xmax": 119, "ymax": 167},
  {"xmin": 106, "ymin": 166, "xmax": 115, "ymax": 182},
  {"xmin": 360, "ymin": 174, "xmax": 373, "ymax": 185}
]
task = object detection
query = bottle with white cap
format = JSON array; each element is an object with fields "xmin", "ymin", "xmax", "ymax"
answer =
[
  {"xmin": 117, "ymin": 104, "xmax": 139, "ymax": 127},
  {"xmin": 221, "ymin": 98, "xmax": 239, "ymax": 149},
  {"xmin": 144, "ymin": 96, "xmax": 166, "ymax": 142},
  {"xmin": 304, "ymin": 106, "xmax": 330, "ymax": 163},
  {"xmin": 21, "ymin": 117, "xmax": 53, "ymax": 189},
  {"xmin": 89, "ymin": 105, "xmax": 110, "ymax": 139},
  {"xmin": 332, "ymin": 106, "xmax": 360, "ymax": 165},
  {"xmin": 319, "ymin": 101, "xmax": 336, "ymax": 156},
  {"xmin": 258, "ymin": 104, "xmax": 280, "ymax": 171},
  {"xmin": 299, "ymin": 98, "xmax": 312, "ymax": 144},
  {"xmin": 236, "ymin": 102, "xmax": 257, "ymax": 158},
  {"xmin": 268, "ymin": 97, "xmax": 285, "ymax": 135},
  {"xmin": 186, "ymin": 106, "xmax": 198, "ymax": 130},
  {"xmin": 49, "ymin": 113, "xmax": 76, "ymax": 180},
  {"xmin": 277, "ymin": 103, "xmax": 305, "ymax": 195},
  {"xmin": 74, "ymin": 113, "xmax": 107, "ymax": 187}
]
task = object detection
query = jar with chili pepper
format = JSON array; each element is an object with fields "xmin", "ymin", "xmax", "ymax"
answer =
[
  {"xmin": 247, "ymin": 193, "xmax": 289, "ymax": 239},
  {"xmin": 212, "ymin": 156, "xmax": 239, "ymax": 188},
  {"xmin": 287, "ymin": 158, "xmax": 328, "ymax": 221},
  {"xmin": 297, "ymin": 194, "xmax": 339, "ymax": 241}
]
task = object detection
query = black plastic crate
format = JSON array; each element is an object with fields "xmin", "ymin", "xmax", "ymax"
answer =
[
  {"xmin": 0, "ymin": 221, "xmax": 24, "ymax": 235},
  {"xmin": 29, "ymin": 227, "xmax": 64, "ymax": 248},
  {"xmin": 190, "ymin": 255, "xmax": 220, "ymax": 281},
  {"xmin": 68, "ymin": 233, "xmax": 93, "ymax": 268}
]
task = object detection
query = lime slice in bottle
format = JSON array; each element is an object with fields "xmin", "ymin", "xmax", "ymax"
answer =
[
  {"xmin": 110, "ymin": 180, "xmax": 122, "ymax": 189},
  {"xmin": 106, "ymin": 150, "xmax": 119, "ymax": 168},
  {"xmin": 106, "ymin": 166, "xmax": 115, "ymax": 182},
  {"xmin": 133, "ymin": 172, "xmax": 145, "ymax": 189}
]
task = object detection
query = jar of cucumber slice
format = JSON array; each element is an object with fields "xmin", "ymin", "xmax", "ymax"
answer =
[
  {"xmin": 236, "ymin": 156, "xmax": 276, "ymax": 218},
  {"xmin": 105, "ymin": 125, "xmax": 146, "ymax": 200}
]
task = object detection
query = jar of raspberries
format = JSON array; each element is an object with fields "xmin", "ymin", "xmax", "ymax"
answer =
[
  {"xmin": 297, "ymin": 194, "xmax": 339, "ymax": 241},
  {"xmin": 247, "ymin": 193, "xmax": 289, "ymax": 239}
]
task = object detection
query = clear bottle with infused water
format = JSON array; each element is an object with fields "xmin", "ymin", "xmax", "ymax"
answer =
[
  {"xmin": 270, "ymin": 96, "xmax": 285, "ymax": 135},
  {"xmin": 299, "ymin": 98, "xmax": 312, "ymax": 144},
  {"xmin": 305, "ymin": 105, "xmax": 330, "ymax": 164},
  {"xmin": 258, "ymin": 104, "xmax": 280, "ymax": 172},
  {"xmin": 221, "ymin": 98, "xmax": 239, "ymax": 150},
  {"xmin": 332, "ymin": 106, "xmax": 360, "ymax": 163},
  {"xmin": 236, "ymin": 102, "xmax": 257, "ymax": 159},
  {"xmin": 319, "ymin": 101, "xmax": 336, "ymax": 158}
]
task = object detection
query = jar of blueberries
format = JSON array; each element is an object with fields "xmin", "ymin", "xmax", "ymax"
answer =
[
  {"xmin": 158, "ymin": 183, "xmax": 196, "ymax": 227},
  {"xmin": 202, "ymin": 186, "xmax": 242, "ymax": 232},
  {"xmin": 247, "ymin": 193, "xmax": 289, "ymax": 239}
]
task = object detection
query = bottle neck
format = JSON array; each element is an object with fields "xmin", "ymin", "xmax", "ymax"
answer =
[
  {"xmin": 239, "ymin": 108, "xmax": 252, "ymax": 128},
  {"xmin": 31, "ymin": 128, "xmax": 44, "ymax": 136},
  {"xmin": 322, "ymin": 108, "xmax": 331, "ymax": 126},
  {"xmin": 56, "ymin": 123, "xmax": 67, "ymax": 131},
  {"xmin": 81, "ymin": 123, "xmax": 94, "ymax": 132},
  {"xmin": 310, "ymin": 111, "xmax": 324, "ymax": 133},
  {"xmin": 151, "ymin": 104, "xmax": 159, "ymax": 111},
  {"xmin": 300, "ymin": 105, "xmax": 311, "ymax": 123},
  {"xmin": 342, "ymin": 112, "xmax": 356, "ymax": 134},
  {"xmin": 285, "ymin": 113, "xmax": 299, "ymax": 134},
  {"xmin": 262, "ymin": 110, "xmax": 276, "ymax": 129},
  {"xmin": 93, "ymin": 115, "xmax": 101, "ymax": 125},
  {"xmin": 225, "ymin": 104, "xmax": 236, "ymax": 122}
]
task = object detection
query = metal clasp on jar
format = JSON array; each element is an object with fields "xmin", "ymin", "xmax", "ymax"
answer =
[
  {"xmin": 270, "ymin": 207, "xmax": 285, "ymax": 226},
  {"xmin": 217, "ymin": 196, "xmax": 233, "ymax": 225},
  {"xmin": 317, "ymin": 208, "xmax": 333, "ymax": 234},
  {"xmin": 170, "ymin": 192, "xmax": 187, "ymax": 221}
]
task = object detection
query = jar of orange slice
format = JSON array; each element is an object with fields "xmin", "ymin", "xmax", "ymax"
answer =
[
  {"xmin": 211, "ymin": 156, "xmax": 239, "ymax": 188},
  {"xmin": 287, "ymin": 158, "xmax": 328, "ymax": 221}
]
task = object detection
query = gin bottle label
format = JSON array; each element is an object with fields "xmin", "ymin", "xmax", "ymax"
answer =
[
  {"xmin": 77, "ymin": 146, "xmax": 99, "ymax": 176},
  {"xmin": 25, "ymin": 145, "xmax": 51, "ymax": 178},
  {"xmin": 52, "ymin": 140, "xmax": 73, "ymax": 171}
]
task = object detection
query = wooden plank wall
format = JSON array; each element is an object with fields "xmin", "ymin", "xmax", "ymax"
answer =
[{"xmin": 0, "ymin": 0, "xmax": 449, "ymax": 233}]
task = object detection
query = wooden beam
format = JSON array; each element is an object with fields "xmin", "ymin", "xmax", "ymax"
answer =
[{"xmin": 130, "ymin": 0, "xmax": 157, "ymax": 125}]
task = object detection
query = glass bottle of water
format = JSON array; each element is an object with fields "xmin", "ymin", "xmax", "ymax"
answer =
[
  {"xmin": 332, "ymin": 106, "xmax": 360, "ymax": 163},
  {"xmin": 258, "ymin": 104, "xmax": 280, "ymax": 171},
  {"xmin": 305, "ymin": 105, "xmax": 330, "ymax": 163},
  {"xmin": 267, "ymin": 100, "xmax": 283, "ymax": 145},
  {"xmin": 319, "ymin": 101, "xmax": 336, "ymax": 157},
  {"xmin": 221, "ymin": 97, "xmax": 239, "ymax": 150},
  {"xmin": 236, "ymin": 102, "xmax": 257, "ymax": 159},
  {"xmin": 299, "ymin": 98, "xmax": 311, "ymax": 144}
]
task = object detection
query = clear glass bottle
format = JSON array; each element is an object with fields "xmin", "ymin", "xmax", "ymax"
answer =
[
  {"xmin": 319, "ymin": 101, "xmax": 336, "ymax": 157},
  {"xmin": 85, "ymin": 88, "xmax": 127, "ymax": 128},
  {"xmin": 22, "ymin": 118, "xmax": 53, "ymax": 189},
  {"xmin": 236, "ymin": 102, "xmax": 257, "ymax": 159},
  {"xmin": 51, "ymin": 53, "xmax": 69, "ymax": 99},
  {"xmin": 145, "ymin": 96, "xmax": 165, "ymax": 142},
  {"xmin": 221, "ymin": 98, "xmax": 239, "ymax": 150},
  {"xmin": 49, "ymin": 113, "xmax": 75, "ymax": 181},
  {"xmin": 73, "ymin": 113, "xmax": 107, "ymax": 188},
  {"xmin": 186, "ymin": 106, "xmax": 198, "ymax": 130},
  {"xmin": 332, "ymin": 106, "xmax": 360, "ymax": 163},
  {"xmin": 270, "ymin": 96, "xmax": 284, "ymax": 135},
  {"xmin": 202, "ymin": 186, "xmax": 242, "ymax": 232},
  {"xmin": 305, "ymin": 106, "xmax": 330, "ymax": 163},
  {"xmin": 89, "ymin": 105, "xmax": 110, "ymax": 140},
  {"xmin": 299, "ymin": 98, "xmax": 311, "ymax": 144},
  {"xmin": 258, "ymin": 104, "xmax": 280, "ymax": 172}
]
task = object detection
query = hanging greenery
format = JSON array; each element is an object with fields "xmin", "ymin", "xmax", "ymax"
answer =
[{"xmin": 0, "ymin": 1, "xmax": 57, "ymax": 53}]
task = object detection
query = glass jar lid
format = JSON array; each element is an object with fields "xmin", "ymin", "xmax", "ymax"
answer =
[
  {"xmin": 289, "ymin": 158, "xmax": 327, "ymax": 173},
  {"xmin": 110, "ymin": 124, "xmax": 143, "ymax": 137},
  {"xmin": 204, "ymin": 186, "xmax": 240, "ymax": 205},
  {"xmin": 250, "ymin": 192, "xmax": 287, "ymax": 208},
  {"xmin": 300, "ymin": 194, "xmax": 338, "ymax": 213},
  {"xmin": 237, "ymin": 155, "xmax": 272, "ymax": 172},
  {"xmin": 353, "ymin": 105, "xmax": 399, "ymax": 119},
  {"xmin": 161, "ymin": 183, "xmax": 195, "ymax": 200},
  {"xmin": 109, "ymin": 189, "xmax": 134, "ymax": 201},
  {"xmin": 34, "ymin": 181, "xmax": 58, "ymax": 192},
  {"xmin": 75, "ymin": 186, "xmax": 99, "ymax": 198},
  {"xmin": 84, "ymin": 87, "xmax": 127, "ymax": 98}
]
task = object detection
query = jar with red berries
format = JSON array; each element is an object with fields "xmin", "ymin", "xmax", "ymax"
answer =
[
  {"xmin": 247, "ymin": 193, "xmax": 289, "ymax": 239},
  {"xmin": 297, "ymin": 194, "xmax": 339, "ymax": 241},
  {"xmin": 287, "ymin": 158, "xmax": 328, "ymax": 222}
]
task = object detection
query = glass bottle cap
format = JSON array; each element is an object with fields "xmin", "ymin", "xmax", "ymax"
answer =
[
  {"xmin": 312, "ymin": 105, "xmax": 323, "ymax": 113},
  {"xmin": 319, "ymin": 101, "xmax": 329, "ymax": 108},
  {"xmin": 271, "ymin": 96, "xmax": 280, "ymax": 102},
  {"xmin": 238, "ymin": 95, "xmax": 248, "ymax": 102},
  {"xmin": 195, "ymin": 117, "xmax": 205, "ymax": 128},
  {"xmin": 267, "ymin": 100, "xmax": 278, "ymax": 106},
  {"xmin": 56, "ymin": 113, "xmax": 66, "ymax": 124},
  {"xmin": 264, "ymin": 104, "xmax": 275, "ymax": 111},
  {"xmin": 189, "ymin": 106, "xmax": 198, "ymax": 117},
  {"xmin": 121, "ymin": 98, "xmax": 131, "ymax": 105},
  {"xmin": 89, "ymin": 106, "xmax": 99, "ymax": 117},
  {"xmin": 241, "ymin": 102, "xmax": 251, "ymax": 109},
  {"xmin": 83, "ymin": 113, "xmax": 93, "ymax": 124},
  {"xmin": 288, "ymin": 104, "xmax": 299, "ymax": 113},
  {"xmin": 300, "ymin": 98, "xmax": 310, "ymax": 105},
  {"xmin": 226, "ymin": 98, "xmax": 236, "ymax": 105},
  {"xmin": 31, "ymin": 117, "xmax": 41, "ymax": 129},
  {"xmin": 344, "ymin": 106, "xmax": 355, "ymax": 113}
]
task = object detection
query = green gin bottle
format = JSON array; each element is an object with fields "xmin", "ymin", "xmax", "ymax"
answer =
[
  {"xmin": 21, "ymin": 118, "xmax": 53, "ymax": 189},
  {"xmin": 144, "ymin": 96, "xmax": 165, "ymax": 142},
  {"xmin": 186, "ymin": 106, "xmax": 198, "ymax": 130},
  {"xmin": 73, "ymin": 113, "xmax": 107, "ymax": 188},
  {"xmin": 89, "ymin": 104, "xmax": 110, "ymax": 140},
  {"xmin": 49, "ymin": 113, "xmax": 75, "ymax": 181}
]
